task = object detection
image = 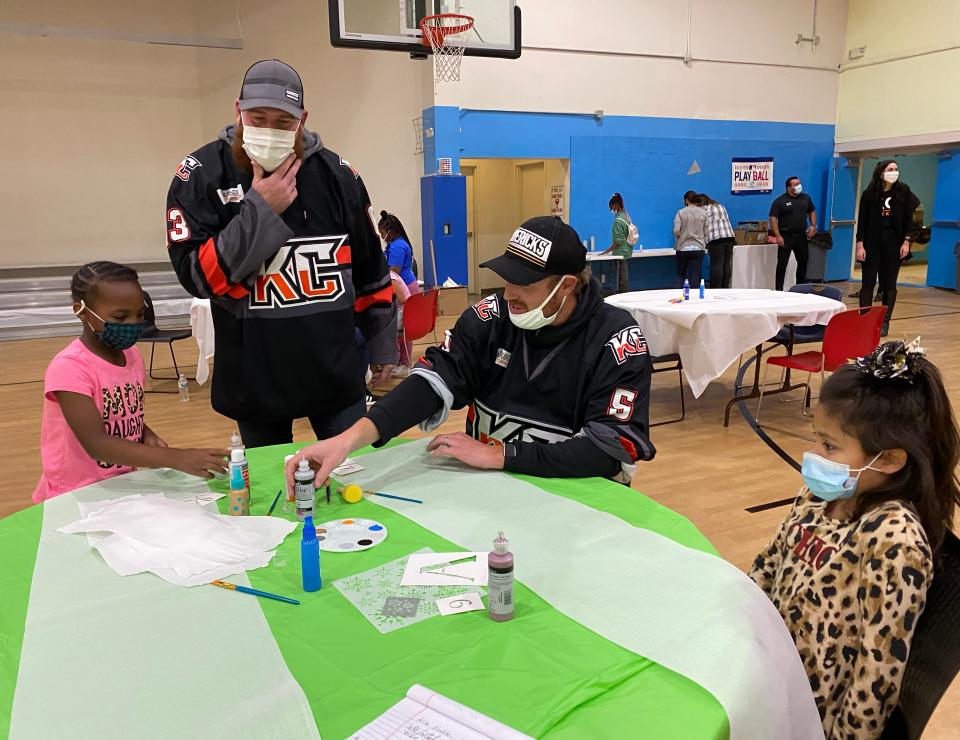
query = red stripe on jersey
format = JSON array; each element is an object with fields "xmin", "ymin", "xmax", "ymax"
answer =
[
  {"xmin": 199, "ymin": 238, "xmax": 248, "ymax": 298},
  {"xmin": 618, "ymin": 435, "xmax": 639, "ymax": 462},
  {"xmin": 335, "ymin": 244, "xmax": 352, "ymax": 265},
  {"xmin": 354, "ymin": 284, "xmax": 393, "ymax": 312}
]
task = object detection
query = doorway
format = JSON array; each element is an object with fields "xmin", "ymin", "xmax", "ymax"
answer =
[
  {"xmin": 460, "ymin": 157, "xmax": 570, "ymax": 294},
  {"xmin": 843, "ymin": 153, "xmax": 938, "ymax": 291}
]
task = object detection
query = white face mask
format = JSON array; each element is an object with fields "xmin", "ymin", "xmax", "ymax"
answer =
[
  {"xmin": 883, "ymin": 170, "xmax": 899, "ymax": 184},
  {"xmin": 241, "ymin": 119, "xmax": 299, "ymax": 172},
  {"xmin": 792, "ymin": 183, "xmax": 803, "ymax": 194},
  {"xmin": 508, "ymin": 277, "xmax": 569, "ymax": 331}
]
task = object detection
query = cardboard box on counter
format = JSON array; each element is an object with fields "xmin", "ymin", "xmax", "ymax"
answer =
[{"xmin": 436, "ymin": 286, "xmax": 468, "ymax": 316}]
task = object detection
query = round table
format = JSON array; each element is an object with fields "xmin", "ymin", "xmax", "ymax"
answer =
[
  {"xmin": 606, "ymin": 288, "xmax": 846, "ymax": 399},
  {"xmin": 0, "ymin": 441, "xmax": 822, "ymax": 739}
]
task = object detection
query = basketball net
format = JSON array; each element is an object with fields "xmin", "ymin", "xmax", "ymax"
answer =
[{"xmin": 420, "ymin": 14, "xmax": 474, "ymax": 92}]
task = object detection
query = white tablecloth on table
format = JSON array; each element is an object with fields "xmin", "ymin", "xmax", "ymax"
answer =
[
  {"xmin": 189, "ymin": 299, "xmax": 215, "ymax": 385},
  {"xmin": 606, "ymin": 289, "xmax": 846, "ymax": 397},
  {"xmin": 731, "ymin": 243, "xmax": 797, "ymax": 290}
]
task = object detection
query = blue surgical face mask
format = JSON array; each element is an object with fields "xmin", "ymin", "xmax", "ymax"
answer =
[
  {"xmin": 75, "ymin": 300, "xmax": 146, "ymax": 350},
  {"xmin": 801, "ymin": 451, "xmax": 884, "ymax": 502}
]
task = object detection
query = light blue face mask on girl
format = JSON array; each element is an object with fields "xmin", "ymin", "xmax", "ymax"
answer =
[{"xmin": 801, "ymin": 451, "xmax": 884, "ymax": 502}]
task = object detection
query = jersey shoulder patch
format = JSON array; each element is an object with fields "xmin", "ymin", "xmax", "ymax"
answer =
[
  {"xmin": 174, "ymin": 155, "xmax": 203, "ymax": 182},
  {"xmin": 606, "ymin": 325, "xmax": 648, "ymax": 365},
  {"xmin": 472, "ymin": 294, "xmax": 501, "ymax": 322}
]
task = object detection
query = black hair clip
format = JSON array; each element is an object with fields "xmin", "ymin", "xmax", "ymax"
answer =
[{"xmin": 855, "ymin": 337, "xmax": 926, "ymax": 382}]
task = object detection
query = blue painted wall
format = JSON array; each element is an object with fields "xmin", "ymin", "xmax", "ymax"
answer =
[{"xmin": 424, "ymin": 106, "xmax": 841, "ymax": 281}]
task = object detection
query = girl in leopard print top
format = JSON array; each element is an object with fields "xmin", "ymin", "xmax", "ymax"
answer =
[{"xmin": 749, "ymin": 341, "xmax": 959, "ymax": 739}]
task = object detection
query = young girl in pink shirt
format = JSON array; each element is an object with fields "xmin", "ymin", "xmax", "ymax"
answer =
[{"xmin": 33, "ymin": 262, "xmax": 227, "ymax": 502}]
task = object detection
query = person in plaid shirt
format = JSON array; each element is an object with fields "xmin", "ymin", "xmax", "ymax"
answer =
[{"xmin": 700, "ymin": 193, "xmax": 736, "ymax": 289}]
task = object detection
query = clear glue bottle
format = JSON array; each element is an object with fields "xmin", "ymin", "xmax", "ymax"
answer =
[
  {"xmin": 294, "ymin": 459, "xmax": 315, "ymax": 521},
  {"xmin": 487, "ymin": 531, "xmax": 514, "ymax": 622},
  {"xmin": 301, "ymin": 515, "xmax": 321, "ymax": 592},
  {"xmin": 228, "ymin": 449, "xmax": 250, "ymax": 516},
  {"xmin": 178, "ymin": 373, "xmax": 189, "ymax": 401}
]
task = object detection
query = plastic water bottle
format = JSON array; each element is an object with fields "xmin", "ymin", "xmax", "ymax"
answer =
[
  {"xmin": 301, "ymin": 515, "xmax": 321, "ymax": 592},
  {"xmin": 683, "ymin": 279, "xmax": 690, "ymax": 301},
  {"xmin": 699, "ymin": 278, "xmax": 705, "ymax": 299},
  {"xmin": 178, "ymin": 374, "xmax": 189, "ymax": 401}
]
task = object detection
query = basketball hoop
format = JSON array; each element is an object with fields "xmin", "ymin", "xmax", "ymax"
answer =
[{"xmin": 420, "ymin": 13, "xmax": 474, "ymax": 89}]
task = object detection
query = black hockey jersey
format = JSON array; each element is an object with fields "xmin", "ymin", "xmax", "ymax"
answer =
[
  {"xmin": 165, "ymin": 125, "xmax": 396, "ymax": 422},
  {"xmin": 369, "ymin": 277, "xmax": 654, "ymax": 481}
]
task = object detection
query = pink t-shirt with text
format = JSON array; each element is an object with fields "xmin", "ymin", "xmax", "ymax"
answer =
[{"xmin": 33, "ymin": 339, "xmax": 146, "ymax": 503}]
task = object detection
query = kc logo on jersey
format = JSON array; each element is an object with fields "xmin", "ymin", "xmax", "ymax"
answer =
[
  {"xmin": 472, "ymin": 295, "xmax": 500, "ymax": 322},
  {"xmin": 507, "ymin": 227, "xmax": 552, "ymax": 267},
  {"xmin": 174, "ymin": 155, "xmax": 202, "ymax": 182},
  {"xmin": 250, "ymin": 235, "xmax": 350, "ymax": 310},
  {"xmin": 606, "ymin": 326, "xmax": 649, "ymax": 365}
]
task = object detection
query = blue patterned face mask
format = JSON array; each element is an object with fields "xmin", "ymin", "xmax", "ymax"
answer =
[
  {"xmin": 75, "ymin": 300, "xmax": 146, "ymax": 350},
  {"xmin": 801, "ymin": 451, "xmax": 884, "ymax": 502}
]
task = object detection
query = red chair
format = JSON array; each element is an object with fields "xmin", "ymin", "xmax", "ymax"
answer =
[
  {"xmin": 756, "ymin": 306, "xmax": 887, "ymax": 422},
  {"xmin": 402, "ymin": 288, "xmax": 441, "ymax": 348}
]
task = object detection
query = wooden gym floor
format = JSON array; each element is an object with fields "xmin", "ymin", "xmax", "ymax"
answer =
[{"xmin": 2, "ymin": 281, "xmax": 959, "ymax": 737}]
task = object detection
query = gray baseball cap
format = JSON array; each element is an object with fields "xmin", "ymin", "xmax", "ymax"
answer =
[{"xmin": 238, "ymin": 59, "xmax": 304, "ymax": 118}]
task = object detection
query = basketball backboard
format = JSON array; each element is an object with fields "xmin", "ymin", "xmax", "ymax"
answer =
[{"xmin": 328, "ymin": 0, "xmax": 521, "ymax": 58}]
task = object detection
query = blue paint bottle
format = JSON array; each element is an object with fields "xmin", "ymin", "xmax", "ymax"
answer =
[
  {"xmin": 683, "ymin": 278, "xmax": 690, "ymax": 301},
  {"xmin": 301, "ymin": 515, "xmax": 321, "ymax": 592},
  {"xmin": 699, "ymin": 278, "xmax": 705, "ymax": 299}
]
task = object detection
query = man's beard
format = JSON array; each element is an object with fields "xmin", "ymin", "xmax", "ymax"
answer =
[{"xmin": 231, "ymin": 122, "xmax": 305, "ymax": 173}]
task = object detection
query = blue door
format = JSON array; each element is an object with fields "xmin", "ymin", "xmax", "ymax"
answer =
[
  {"xmin": 927, "ymin": 150, "xmax": 960, "ymax": 290},
  {"xmin": 823, "ymin": 155, "xmax": 860, "ymax": 281}
]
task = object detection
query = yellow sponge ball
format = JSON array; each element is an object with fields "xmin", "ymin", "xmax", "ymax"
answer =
[{"xmin": 341, "ymin": 484, "xmax": 363, "ymax": 504}]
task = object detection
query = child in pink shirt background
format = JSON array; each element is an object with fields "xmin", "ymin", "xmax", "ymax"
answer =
[{"xmin": 34, "ymin": 261, "xmax": 228, "ymax": 503}]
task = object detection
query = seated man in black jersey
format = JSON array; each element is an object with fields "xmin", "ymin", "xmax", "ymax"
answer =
[{"xmin": 287, "ymin": 216, "xmax": 655, "ymax": 485}]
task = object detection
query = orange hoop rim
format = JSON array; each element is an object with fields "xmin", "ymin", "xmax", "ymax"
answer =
[{"xmin": 419, "ymin": 13, "xmax": 475, "ymax": 47}]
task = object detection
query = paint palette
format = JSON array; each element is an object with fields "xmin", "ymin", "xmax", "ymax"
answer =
[{"xmin": 316, "ymin": 518, "xmax": 388, "ymax": 552}]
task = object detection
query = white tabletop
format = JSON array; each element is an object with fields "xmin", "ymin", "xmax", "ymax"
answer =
[
  {"xmin": 585, "ymin": 248, "xmax": 675, "ymax": 261},
  {"xmin": 606, "ymin": 288, "xmax": 846, "ymax": 397}
]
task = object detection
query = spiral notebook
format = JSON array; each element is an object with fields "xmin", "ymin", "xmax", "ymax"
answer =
[{"xmin": 349, "ymin": 684, "xmax": 532, "ymax": 740}]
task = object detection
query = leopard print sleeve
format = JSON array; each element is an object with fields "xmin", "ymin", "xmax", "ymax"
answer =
[
  {"xmin": 829, "ymin": 510, "xmax": 933, "ymax": 739},
  {"xmin": 748, "ymin": 492, "xmax": 806, "ymax": 594}
]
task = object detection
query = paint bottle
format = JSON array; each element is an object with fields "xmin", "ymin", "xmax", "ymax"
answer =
[
  {"xmin": 699, "ymin": 278, "xmax": 705, "ymax": 299},
  {"xmin": 229, "ymin": 431, "xmax": 244, "ymax": 456},
  {"xmin": 228, "ymin": 448, "xmax": 249, "ymax": 516},
  {"xmin": 683, "ymin": 278, "xmax": 690, "ymax": 301},
  {"xmin": 294, "ymin": 459, "xmax": 315, "ymax": 521},
  {"xmin": 488, "ymin": 531, "xmax": 514, "ymax": 622},
  {"xmin": 301, "ymin": 515, "xmax": 322, "ymax": 592}
]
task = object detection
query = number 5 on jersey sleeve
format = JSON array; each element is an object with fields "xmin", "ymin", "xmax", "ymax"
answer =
[
  {"xmin": 166, "ymin": 207, "xmax": 191, "ymax": 243},
  {"xmin": 607, "ymin": 388, "xmax": 638, "ymax": 421}
]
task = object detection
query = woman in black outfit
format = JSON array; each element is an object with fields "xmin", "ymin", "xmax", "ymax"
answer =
[{"xmin": 855, "ymin": 160, "xmax": 919, "ymax": 333}]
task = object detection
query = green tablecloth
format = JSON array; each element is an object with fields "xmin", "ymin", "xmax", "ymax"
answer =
[{"xmin": 0, "ymin": 442, "xmax": 728, "ymax": 739}]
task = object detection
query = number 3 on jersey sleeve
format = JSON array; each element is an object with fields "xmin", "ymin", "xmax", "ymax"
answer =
[
  {"xmin": 166, "ymin": 208, "xmax": 191, "ymax": 243},
  {"xmin": 607, "ymin": 388, "xmax": 638, "ymax": 421}
]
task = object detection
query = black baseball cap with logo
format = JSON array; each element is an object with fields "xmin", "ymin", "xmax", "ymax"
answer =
[
  {"xmin": 480, "ymin": 216, "xmax": 587, "ymax": 285},
  {"xmin": 239, "ymin": 59, "xmax": 304, "ymax": 118}
]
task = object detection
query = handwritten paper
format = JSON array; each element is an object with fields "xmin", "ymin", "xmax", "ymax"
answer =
[
  {"xmin": 436, "ymin": 592, "xmax": 484, "ymax": 616},
  {"xmin": 348, "ymin": 684, "xmax": 532, "ymax": 740}
]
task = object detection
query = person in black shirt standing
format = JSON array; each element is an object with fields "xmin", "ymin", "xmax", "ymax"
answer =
[
  {"xmin": 769, "ymin": 176, "xmax": 817, "ymax": 290},
  {"xmin": 855, "ymin": 160, "xmax": 919, "ymax": 335}
]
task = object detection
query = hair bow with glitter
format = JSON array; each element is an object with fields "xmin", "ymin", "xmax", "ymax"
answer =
[{"xmin": 855, "ymin": 337, "xmax": 926, "ymax": 381}]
